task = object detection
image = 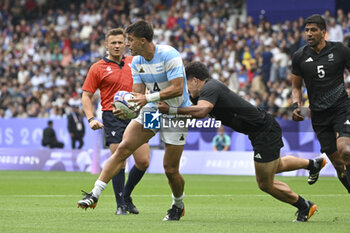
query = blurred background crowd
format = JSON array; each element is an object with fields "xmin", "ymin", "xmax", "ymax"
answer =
[{"xmin": 0, "ymin": 0, "xmax": 350, "ymax": 120}]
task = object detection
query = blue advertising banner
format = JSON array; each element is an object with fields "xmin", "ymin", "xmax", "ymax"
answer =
[
  {"xmin": 0, "ymin": 118, "xmax": 160, "ymax": 149},
  {"xmin": 0, "ymin": 148, "xmax": 336, "ymax": 177},
  {"xmin": 247, "ymin": 0, "xmax": 335, "ymax": 24},
  {"xmin": 0, "ymin": 118, "xmax": 319, "ymax": 152}
]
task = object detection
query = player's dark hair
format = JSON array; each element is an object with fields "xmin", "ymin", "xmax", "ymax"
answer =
[
  {"xmin": 305, "ymin": 14, "xmax": 326, "ymax": 30},
  {"xmin": 185, "ymin": 62, "xmax": 211, "ymax": 81},
  {"xmin": 105, "ymin": 28, "xmax": 125, "ymax": 41},
  {"xmin": 126, "ymin": 20, "xmax": 153, "ymax": 42}
]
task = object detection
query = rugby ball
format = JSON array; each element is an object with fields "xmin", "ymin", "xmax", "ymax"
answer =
[{"xmin": 113, "ymin": 91, "xmax": 140, "ymax": 120}]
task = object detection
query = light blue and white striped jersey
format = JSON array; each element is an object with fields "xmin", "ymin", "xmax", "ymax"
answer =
[{"xmin": 131, "ymin": 44, "xmax": 191, "ymax": 109}]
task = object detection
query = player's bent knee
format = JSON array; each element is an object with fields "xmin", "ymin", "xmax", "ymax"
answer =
[
  {"xmin": 135, "ymin": 160, "xmax": 149, "ymax": 171},
  {"xmin": 338, "ymin": 142, "xmax": 350, "ymax": 165},
  {"xmin": 332, "ymin": 163, "xmax": 345, "ymax": 176},
  {"xmin": 257, "ymin": 181, "xmax": 273, "ymax": 193},
  {"xmin": 116, "ymin": 142, "xmax": 135, "ymax": 159},
  {"xmin": 328, "ymin": 154, "xmax": 344, "ymax": 171},
  {"xmin": 164, "ymin": 167, "xmax": 179, "ymax": 178}
]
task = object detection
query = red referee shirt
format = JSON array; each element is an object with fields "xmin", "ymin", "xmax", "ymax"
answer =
[{"xmin": 82, "ymin": 56, "xmax": 133, "ymax": 111}]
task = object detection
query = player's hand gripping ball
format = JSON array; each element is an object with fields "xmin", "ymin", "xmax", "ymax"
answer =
[{"xmin": 113, "ymin": 91, "xmax": 140, "ymax": 120}]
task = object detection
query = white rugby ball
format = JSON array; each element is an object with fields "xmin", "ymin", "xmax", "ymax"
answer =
[{"xmin": 113, "ymin": 91, "xmax": 140, "ymax": 120}]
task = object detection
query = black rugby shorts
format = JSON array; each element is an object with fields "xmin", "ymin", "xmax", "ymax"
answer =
[
  {"xmin": 251, "ymin": 115, "xmax": 283, "ymax": 163},
  {"xmin": 311, "ymin": 100, "xmax": 350, "ymax": 155},
  {"xmin": 102, "ymin": 111, "xmax": 130, "ymax": 146}
]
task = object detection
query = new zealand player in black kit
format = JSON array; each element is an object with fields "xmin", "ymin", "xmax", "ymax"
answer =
[
  {"xmin": 291, "ymin": 14, "xmax": 350, "ymax": 193},
  {"xmin": 158, "ymin": 61, "xmax": 326, "ymax": 222}
]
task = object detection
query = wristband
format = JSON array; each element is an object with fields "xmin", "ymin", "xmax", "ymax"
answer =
[
  {"xmin": 146, "ymin": 92, "xmax": 160, "ymax": 102},
  {"xmin": 169, "ymin": 107, "xmax": 178, "ymax": 115},
  {"xmin": 88, "ymin": 117, "xmax": 95, "ymax": 123},
  {"xmin": 292, "ymin": 102, "xmax": 299, "ymax": 111}
]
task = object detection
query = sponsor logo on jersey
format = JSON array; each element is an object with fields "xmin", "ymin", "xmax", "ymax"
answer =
[
  {"xmin": 344, "ymin": 120, "xmax": 350, "ymax": 125},
  {"xmin": 305, "ymin": 57, "xmax": 313, "ymax": 62},
  {"xmin": 179, "ymin": 134, "xmax": 185, "ymax": 141},
  {"xmin": 254, "ymin": 153, "xmax": 262, "ymax": 159},
  {"xmin": 111, "ymin": 131, "xmax": 116, "ymax": 136},
  {"xmin": 328, "ymin": 53, "xmax": 334, "ymax": 62},
  {"xmin": 139, "ymin": 67, "xmax": 145, "ymax": 73},
  {"xmin": 106, "ymin": 66, "xmax": 113, "ymax": 74}
]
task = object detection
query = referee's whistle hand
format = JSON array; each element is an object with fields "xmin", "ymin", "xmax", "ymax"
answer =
[{"xmin": 292, "ymin": 109, "xmax": 304, "ymax": 121}]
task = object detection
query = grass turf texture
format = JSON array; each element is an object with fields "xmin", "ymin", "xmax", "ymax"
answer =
[{"xmin": 0, "ymin": 171, "xmax": 349, "ymax": 233}]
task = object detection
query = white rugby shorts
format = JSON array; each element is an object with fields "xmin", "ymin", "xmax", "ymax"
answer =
[{"xmin": 133, "ymin": 106, "xmax": 188, "ymax": 146}]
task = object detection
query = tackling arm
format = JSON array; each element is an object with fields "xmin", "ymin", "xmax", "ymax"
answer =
[{"xmin": 159, "ymin": 100, "xmax": 214, "ymax": 118}]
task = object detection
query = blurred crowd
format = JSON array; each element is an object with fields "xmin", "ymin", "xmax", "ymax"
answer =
[{"xmin": 0, "ymin": 0, "xmax": 350, "ymax": 119}]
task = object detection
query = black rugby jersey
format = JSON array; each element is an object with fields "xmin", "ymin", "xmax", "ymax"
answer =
[
  {"xmin": 194, "ymin": 79, "xmax": 267, "ymax": 136},
  {"xmin": 292, "ymin": 41, "xmax": 350, "ymax": 111}
]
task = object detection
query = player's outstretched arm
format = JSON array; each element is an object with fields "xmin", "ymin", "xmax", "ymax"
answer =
[
  {"xmin": 158, "ymin": 100, "xmax": 213, "ymax": 118},
  {"xmin": 291, "ymin": 73, "xmax": 304, "ymax": 121}
]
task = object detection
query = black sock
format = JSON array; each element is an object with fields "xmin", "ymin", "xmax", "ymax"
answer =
[
  {"xmin": 307, "ymin": 159, "xmax": 314, "ymax": 171},
  {"xmin": 112, "ymin": 169, "xmax": 125, "ymax": 207},
  {"xmin": 123, "ymin": 165, "xmax": 146, "ymax": 198},
  {"xmin": 338, "ymin": 173, "xmax": 350, "ymax": 193},
  {"xmin": 292, "ymin": 195, "xmax": 308, "ymax": 210}
]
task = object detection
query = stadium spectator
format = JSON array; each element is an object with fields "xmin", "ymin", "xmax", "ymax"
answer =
[
  {"xmin": 212, "ymin": 126, "xmax": 231, "ymax": 151},
  {"xmin": 42, "ymin": 120, "xmax": 64, "ymax": 148},
  {"xmin": 0, "ymin": 0, "xmax": 349, "ymax": 122},
  {"xmin": 67, "ymin": 105, "xmax": 85, "ymax": 149},
  {"xmin": 328, "ymin": 17, "xmax": 344, "ymax": 42},
  {"xmin": 261, "ymin": 44, "xmax": 273, "ymax": 84}
]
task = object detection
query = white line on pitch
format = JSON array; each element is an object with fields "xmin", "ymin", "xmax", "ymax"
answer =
[{"xmin": 0, "ymin": 194, "xmax": 348, "ymax": 198}]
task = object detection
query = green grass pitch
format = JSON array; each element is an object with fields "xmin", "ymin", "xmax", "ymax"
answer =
[{"xmin": 0, "ymin": 171, "xmax": 349, "ymax": 233}]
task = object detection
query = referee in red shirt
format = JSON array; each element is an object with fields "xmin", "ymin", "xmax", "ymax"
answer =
[{"xmin": 82, "ymin": 28, "xmax": 149, "ymax": 215}]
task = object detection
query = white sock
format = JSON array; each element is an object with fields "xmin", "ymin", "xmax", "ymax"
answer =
[
  {"xmin": 91, "ymin": 180, "xmax": 107, "ymax": 198},
  {"xmin": 172, "ymin": 193, "xmax": 185, "ymax": 208}
]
